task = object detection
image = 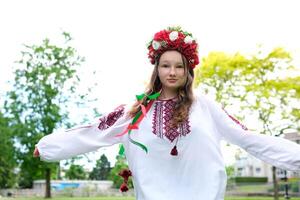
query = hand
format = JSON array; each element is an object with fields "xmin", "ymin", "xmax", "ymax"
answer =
[{"xmin": 33, "ymin": 147, "xmax": 40, "ymax": 157}]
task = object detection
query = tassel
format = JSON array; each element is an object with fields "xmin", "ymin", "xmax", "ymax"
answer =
[{"xmin": 170, "ymin": 145, "xmax": 178, "ymax": 156}]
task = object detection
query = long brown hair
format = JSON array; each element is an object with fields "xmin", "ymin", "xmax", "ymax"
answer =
[{"xmin": 129, "ymin": 51, "xmax": 195, "ymax": 127}]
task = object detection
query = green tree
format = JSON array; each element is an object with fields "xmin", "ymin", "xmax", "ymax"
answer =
[
  {"xmin": 0, "ymin": 111, "xmax": 17, "ymax": 188},
  {"xmin": 108, "ymin": 155, "xmax": 133, "ymax": 189},
  {"xmin": 195, "ymin": 48, "xmax": 299, "ymax": 130},
  {"xmin": 89, "ymin": 154, "xmax": 111, "ymax": 180},
  {"xmin": 225, "ymin": 165, "xmax": 235, "ymax": 179},
  {"xmin": 4, "ymin": 32, "xmax": 85, "ymax": 197},
  {"xmin": 65, "ymin": 164, "xmax": 87, "ymax": 180},
  {"xmin": 194, "ymin": 47, "xmax": 300, "ymax": 200}
]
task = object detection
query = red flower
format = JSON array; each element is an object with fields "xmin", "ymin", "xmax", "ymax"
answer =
[
  {"xmin": 147, "ymin": 27, "xmax": 200, "ymax": 69},
  {"xmin": 120, "ymin": 183, "xmax": 129, "ymax": 192},
  {"xmin": 118, "ymin": 169, "xmax": 132, "ymax": 193},
  {"xmin": 118, "ymin": 169, "xmax": 132, "ymax": 179}
]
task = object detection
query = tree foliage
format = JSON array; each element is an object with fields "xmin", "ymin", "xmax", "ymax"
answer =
[
  {"xmin": 195, "ymin": 47, "xmax": 300, "ymax": 134},
  {"xmin": 0, "ymin": 111, "xmax": 17, "ymax": 188},
  {"xmin": 65, "ymin": 164, "xmax": 87, "ymax": 180},
  {"xmin": 4, "ymin": 32, "xmax": 85, "ymax": 195},
  {"xmin": 89, "ymin": 154, "xmax": 111, "ymax": 180}
]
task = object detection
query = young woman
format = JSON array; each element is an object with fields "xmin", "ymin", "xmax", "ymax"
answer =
[{"xmin": 34, "ymin": 27, "xmax": 300, "ymax": 200}]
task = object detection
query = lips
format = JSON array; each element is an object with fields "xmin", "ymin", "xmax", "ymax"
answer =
[{"xmin": 167, "ymin": 79, "xmax": 177, "ymax": 83}]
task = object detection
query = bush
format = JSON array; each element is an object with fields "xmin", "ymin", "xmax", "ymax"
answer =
[{"xmin": 234, "ymin": 177, "xmax": 268, "ymax": 184}]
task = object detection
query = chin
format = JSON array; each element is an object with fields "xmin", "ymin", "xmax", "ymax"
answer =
[{"xmin": 164, "ymin": 85, "xmax": 181, "ymax": 91}]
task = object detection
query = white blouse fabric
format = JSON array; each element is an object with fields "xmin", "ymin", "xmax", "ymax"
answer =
[{"xmin": 36, "ymin": 94, "xmax": 300, "ymax": 200}]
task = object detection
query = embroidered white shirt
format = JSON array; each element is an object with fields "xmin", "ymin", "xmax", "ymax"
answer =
[{"xmin": 36, "ymin": 93, "xmax": 300, "ymax": 200}]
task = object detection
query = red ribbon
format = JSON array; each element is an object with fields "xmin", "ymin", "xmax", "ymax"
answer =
[
  {"xmin": 140, "ymin": 103, "xmax": 147, "ymax": 117},
  {"xmin": 115, "ymin": 124, "xmax": 139, "ymax": 137},
  {"xmin": 115, "ymin": 100, "xmax": 154, "ymax": 137}
]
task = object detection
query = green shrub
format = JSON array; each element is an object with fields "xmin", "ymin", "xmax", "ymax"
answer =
[{"xmin": 234, "ymin": 177, "xmax": 268, "ymax": 184}]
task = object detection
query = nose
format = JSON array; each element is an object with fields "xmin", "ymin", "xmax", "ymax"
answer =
[{"xmin": 169, "ymin": 66, "xmax": 176, "ymax": 76}]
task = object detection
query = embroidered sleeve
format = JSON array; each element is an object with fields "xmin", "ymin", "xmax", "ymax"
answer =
[
  {"xmin": 35, "ymin": 104, "xmax": 131, "ymax": 162},
  {"xmin": 203, "ymin": 94, "xmax": 300, "ymax": 171},
  {"xmin": 98, "ymin": 105, "xmax": 125, "ymax": 130}
]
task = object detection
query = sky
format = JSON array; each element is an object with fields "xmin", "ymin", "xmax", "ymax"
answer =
[{"xmin": 1, "ymin": 0, "xmax": 300, "ymax": 169}]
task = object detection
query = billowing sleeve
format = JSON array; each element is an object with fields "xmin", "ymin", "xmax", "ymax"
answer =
[
  {"xmin": 203, "ymin": 95, "xmax": 300, "ymax": 171},
  {"xmin": 36, "ymin": 104, "xmax": 131, "ymax": 162}
]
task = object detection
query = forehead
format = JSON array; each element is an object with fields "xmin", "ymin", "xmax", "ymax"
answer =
[{"xmin": 159, "ymin": 50, "xmax": 183, "ymax": 64}]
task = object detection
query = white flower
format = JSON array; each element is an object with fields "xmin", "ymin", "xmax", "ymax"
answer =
[
  {"xmin": 152, "ymin": 40, "xmax": 161, "ymax": 50},
  {"xmin": 184, "ymin": 36, "xmax": 193, "ymax": 44},
  {"xmin": 169, "ymin": 31, "xmax": 178, "ymax": 41}
]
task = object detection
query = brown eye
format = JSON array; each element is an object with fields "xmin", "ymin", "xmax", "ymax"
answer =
[{"xmin": 176, "ymin": 65, "xmax": 184, "ymax": 68}]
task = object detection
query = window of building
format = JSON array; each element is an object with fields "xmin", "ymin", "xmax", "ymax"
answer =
[{"xmin": 256, "ymin": 167, "xmax": 261, "ymax": 173}]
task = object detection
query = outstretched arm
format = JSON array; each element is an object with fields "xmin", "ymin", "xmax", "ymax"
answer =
[
  {"xmin": 34, "ymin": 105, "xmax": 131, "ymax": 162},
  {"xmin": 203, "ymin": 95, "xmax": 300, "ymax": 171}
]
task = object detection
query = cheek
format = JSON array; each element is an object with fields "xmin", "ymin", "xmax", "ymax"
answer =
[
  {"xmin": 179, "ymin": 72, "xmax": 188, "ymax": 84},
  {"xmin": 158, "ymin": 69, "xmax": 166, "ymax": 79},
  {"xmin": 178, "ymin": 69, "xmax": 186, "ymax": 78}
]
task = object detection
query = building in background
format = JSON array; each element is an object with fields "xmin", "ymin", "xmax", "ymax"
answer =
[{"xmin": 234, "ymin": 132, "xmax": 300, "ymax": 182}]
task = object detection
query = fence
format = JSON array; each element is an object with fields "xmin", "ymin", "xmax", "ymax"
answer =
[{"xmin": 0, "ymin": 180, "xmax": 134, "ymax": 198}]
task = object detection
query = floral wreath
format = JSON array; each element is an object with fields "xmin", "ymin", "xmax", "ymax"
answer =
[{"xmin": 147, "ymin": 26, "xmax": 199, "ymax": 69}]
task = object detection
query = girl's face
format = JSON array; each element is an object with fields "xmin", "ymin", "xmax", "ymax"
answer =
[{"xmin": 158, "ymin": 50, "xmax": 187, "ymax": 92}]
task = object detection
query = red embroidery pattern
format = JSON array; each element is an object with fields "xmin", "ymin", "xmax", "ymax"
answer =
[
  {"xmin": 223, "ymin": 109, "xmax": 248, "ymax": 131},
  {"xmin": 152, "ymin": 100, "xmax": 191, "ymax": 142},
  {"xmin": 98, "ymin": 105, "xmax": 125, "ymax": 130}
]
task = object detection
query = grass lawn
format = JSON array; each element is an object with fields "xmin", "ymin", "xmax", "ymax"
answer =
[
  {"xmin": 1, "ymin": 197, "xmax": 300, "ymax": 200},
  {"xmin": 226, "ymin": 197, "xmax": 300, "ymax": 200},
  {"xmin": 233, "ymin": 184, "xmax": 271, "ymax": 192}
]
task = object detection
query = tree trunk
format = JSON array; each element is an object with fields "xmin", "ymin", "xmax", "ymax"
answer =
[
  {"xmin": 57, "ymin": 162, "xmax": 61, "ymax": 180},
  {"xmin": 45, "ymin": 168, "xmax": 51, "ymax": 198},
  {"xmin": 272, "ymin": 166, "xmax": 279, "ymax": 200}
]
